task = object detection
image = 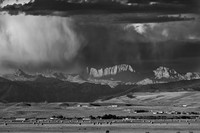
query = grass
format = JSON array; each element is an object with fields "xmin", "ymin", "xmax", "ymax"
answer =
[{"xmin": 1, "ymin": 91, "xmax": 200, "ymax": 118}]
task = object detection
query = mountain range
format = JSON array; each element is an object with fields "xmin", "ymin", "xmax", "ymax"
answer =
[
  {"xmin": 0, "ymin": 65, "xmax": 200, "ymax": 102},
  {"xmin": 1, "ymin": 65, "xmax": 200, "ymax": 86}
]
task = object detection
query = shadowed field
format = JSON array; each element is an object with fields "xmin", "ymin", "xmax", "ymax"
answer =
[{"xmin": 0, "ymin": 123, "xmax": 200, "ymax": 133}]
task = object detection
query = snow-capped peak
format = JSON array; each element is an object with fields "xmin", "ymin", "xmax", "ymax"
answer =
[
  {"xmin": 14, "ymin": 69, "xmax": 27, "ymax": 77},
  {"xmin": 185, "ymin": 72, "xmax": 200, "ymax": 80},
  {"xmin": 2, "ymin": 68, "xmax": 35, "ymax": 81},
  {"xmin": 153, "ymin": 66, "xmax": 184, "ymax": 80}
]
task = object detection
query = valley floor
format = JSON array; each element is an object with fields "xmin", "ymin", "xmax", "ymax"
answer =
[
  {"xmin": 1, "ymin": 123, "xmax": 200, "ymax": 133},
  {"xmin": 1, "ymin": 91, "xmax": 200, "ymax": 132}
]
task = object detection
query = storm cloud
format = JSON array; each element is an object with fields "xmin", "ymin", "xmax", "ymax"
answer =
[
  {"xmin": 0, "ymin": 14, "xmax": 82, "ymax": 73},
  {"xmin": 78, "ymin": 17, "xmax": 200, "ymax": 72},
  {"xmin": 0, "ymin": 13, "xmax": 200, "ymax": 74}
]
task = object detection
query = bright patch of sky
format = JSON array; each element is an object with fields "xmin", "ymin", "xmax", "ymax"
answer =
[{"xmin": 0, "ymin": 0, "xmax": 34, "ymax": 8}]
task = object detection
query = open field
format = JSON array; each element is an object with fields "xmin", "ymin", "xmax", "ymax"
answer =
[
  {"xmin": 98, "ymin": 91, "xmax": 200, "ymax": 107},
  {"xmin": 0, "ymin": 123, "xmax": 200, "ymax": 133},
  {"xmin": 1, "ymin": 91, "xmax": 200, "ymax": 118},
  {"xmin": 1, "ymin": 91, "xmax": 200, "ymax": 132}
]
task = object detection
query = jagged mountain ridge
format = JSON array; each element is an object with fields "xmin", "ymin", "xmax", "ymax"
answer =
[
  {"xmin": 137, "ymin": 66, "xmax": 200, "ymax": 85},
  {"xmin": 2, "ymin": 69, "xmax": 85, "ymax": 83},
  {"xmin": 87, "ymin": 64, "xmax": 135, "ymax": 78},
  {"xmin": 87, "ymin": 65, "xmax": 200, "ymax": 85},
  {"xmin": 153, "ymin": 66, "xmax": 200, "ymax": 81},
  {"xmin": 86, "ymin": 64, "xmax": 144, "ymax": 83},
  {"xmin": 153, "ymin": 66, "xmax": 185, "ymax": 80},
  {"xmin": 1, "ymin": 64, "xmax": 137, "ymax": 86},
  {"xmin": 1, "ymin": 75, "xmax": 200, "ymax": 103},
  {"xmin": 1, "ymin": 66, "xmax": 200, "ymax": 87},
  {"xmin": 0, "ymin": 67, "xmax": 200, "ymax": 102},
  {"xmin": 2, "ymin": 69, "xmax": 35, "ymax": 81}
]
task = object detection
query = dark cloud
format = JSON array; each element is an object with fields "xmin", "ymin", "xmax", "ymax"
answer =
[
  {"xmin": 1, "ymin": 0, "xmax": 199, "ymax": 16},
  {"xmin": 0, "ymin": 11, "xmax": 200, "ymax": 73},
  {"xmin": 76, "ymin": 18, "xmax": 200, "ymax": 72}
]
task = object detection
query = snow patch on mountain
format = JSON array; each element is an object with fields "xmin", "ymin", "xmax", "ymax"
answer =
[
  {"xmin": 66, "ymin": 75, "xmax": 86, "ymax": 83},
  {"xmin": 88, "ymin": 78, "xmax": 120, "ymax": 88},
  {"xmin": 136, "ymin": 78, "xmax": 154, "ymax": 85},
  {"xmin": 136, "ymin": 78, "xmax": 166, "ymax": 85}
]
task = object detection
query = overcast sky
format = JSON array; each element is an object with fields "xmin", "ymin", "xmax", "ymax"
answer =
[{"xmin": 0, "ymin": 0, "xmax": 199, "ymax": 74}]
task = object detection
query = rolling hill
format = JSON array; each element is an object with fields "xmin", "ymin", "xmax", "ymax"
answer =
[
  {"xmin": 0, "ymin": 74, "xmax": 200, "ymax": 102},
  {"xmin": 0, "ymin": 77, "xmax": 133, "ymax": 102}
]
